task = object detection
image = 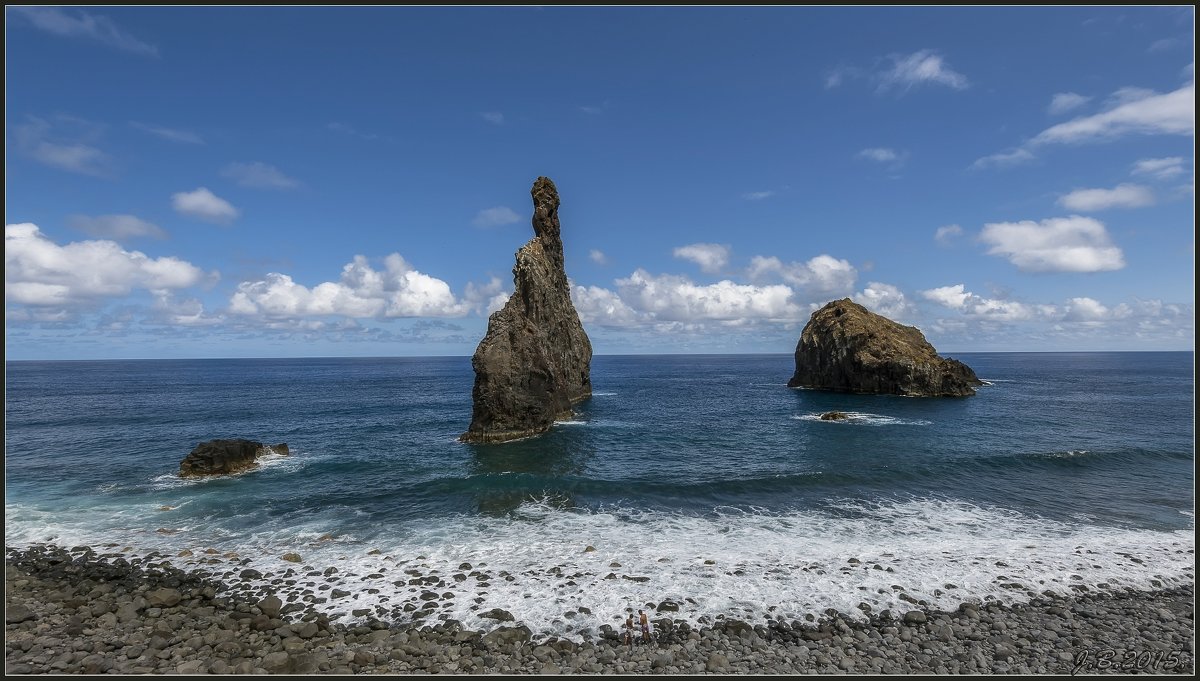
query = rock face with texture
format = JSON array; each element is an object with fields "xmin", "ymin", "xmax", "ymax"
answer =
[
  {"xmin": 788, "ymin": 298, "xmax": 982, "ymax": 397},
  {"xmin": 462, "ymin": 177, "xmax": 593, "ymax": 443},
  {"xmin": 179, "ymin": 439, "xmax": 289, "ymax": 477}
]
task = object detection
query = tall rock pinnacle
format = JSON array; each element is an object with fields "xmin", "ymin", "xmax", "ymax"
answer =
[
  {"xmin": 788, "ymin": 298, "xmax": 982, "ymax": 397},
  {"xmin": 462, "ymin": 177, "xmax": 593, "ymax": 443}
]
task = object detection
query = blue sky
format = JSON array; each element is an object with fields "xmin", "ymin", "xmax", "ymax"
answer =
[{"xmin": 5, "ymin": 6, "xmax": 1195, "ymax": 359}]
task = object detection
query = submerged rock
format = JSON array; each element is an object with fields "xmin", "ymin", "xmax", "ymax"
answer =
[
  {"xmin": 462, "ymin": 177, "xmax": 593, "ymax": 443},
  {"xmin": 179, "ymin": 439, "xmax": 289, "ymax": 477},
  {"xmin": 788, "ymin": 298, "xmax": 982, "ymax": 397},
  {"xmin": 820, "ymin": 411, "xmax": 849, "ymax": 421}
]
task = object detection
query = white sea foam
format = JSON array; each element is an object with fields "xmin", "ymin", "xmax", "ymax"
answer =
[
  {"xmin": 794, "ymin": 412, "xmax": 932, "ymax": 426},
  {"xmin": 1041, "ymin": 450, "xmax": 1091, "ymax": 459},
  {"xmin": 555, "ymin": 420, "xmax": 587, "ymax": 426},
  {"xmin": 254, "ymin": 450, "xmax": 302, "ymax": 471},
  {"xmin": 590, "ymin": 392, "xmax": 618, "ymax": 396},
  {"xmin": 7, "ymin": 498, "xmax": 1192, "ymax": 641}
]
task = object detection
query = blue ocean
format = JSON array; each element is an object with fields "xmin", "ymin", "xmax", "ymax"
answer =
[{"xmin": 4, "ymin": 352, "xmax": 1194, "ymax": 638}]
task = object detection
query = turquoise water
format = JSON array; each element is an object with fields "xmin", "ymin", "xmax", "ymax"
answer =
[{"xmin": 4, "ymin": 352, "xmax": 1194, "ymax": 637}]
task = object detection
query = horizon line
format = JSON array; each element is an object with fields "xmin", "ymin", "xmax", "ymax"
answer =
[{"xmin": 4, "ymin": 349, "xmax": 1195, "ymax": 363}]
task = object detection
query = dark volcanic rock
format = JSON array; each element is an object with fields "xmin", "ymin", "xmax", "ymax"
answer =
[
  {"xmin": 462, "ymin": 177, "xmax": 593, "ymax": 443},
  {"xmin": 819, "ymin": 411, "xmax": 849, "ymax": 421},
  {"xmin": 788, "ymin": 298, "xmax": 982, "ymax": 397},
  {"xmin": 179, "ymin": 439, "xmax": 289, "ymax": 477}
]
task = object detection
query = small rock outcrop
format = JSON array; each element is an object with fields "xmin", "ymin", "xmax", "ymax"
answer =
[
  {"xmin": 179, "ymin": 439, "xmax": 289, "ymax": 477},
  {"xmin": 820, "ymin": 411, "xmax": 849, "ymax": 421},
  {"xmin": 788, "ymin": 298, "xmax": 982, "ymax": 397},
  {"xmin": 462, "ymin": 177, "xmax": 593, "ymax": 443}
]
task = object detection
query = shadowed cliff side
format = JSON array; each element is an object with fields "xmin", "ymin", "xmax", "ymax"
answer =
[
  {"xmin": 788, "ymin": 298, "xmax": 982, "ymax": 397},
  {"xmin": 462, "ymin": 177, "xmax": 593, "ymax": 443}
]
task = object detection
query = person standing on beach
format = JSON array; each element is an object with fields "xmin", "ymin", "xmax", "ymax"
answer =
[
  {"xmin": 624, "ymin": 612, "xmax": 634, "ymax": 648},
  {"xmin": 638, "ymin": 609, "xmax": 651, "ymax": 642}
]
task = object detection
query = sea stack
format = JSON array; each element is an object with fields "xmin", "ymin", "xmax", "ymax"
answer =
[
  {"xmin": 788, "ymin": 298, "xmax": 982, "ymax": 397},
  {"xmin": 462, "ymin": 177, "xmax": 593, "ymax": 443}
]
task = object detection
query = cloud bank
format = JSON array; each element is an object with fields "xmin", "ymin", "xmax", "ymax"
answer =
[{"xmin": 5, "ymin": 223, "xmax": 210, "ymax": 307}]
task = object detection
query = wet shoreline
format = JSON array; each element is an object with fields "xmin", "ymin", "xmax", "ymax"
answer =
[{"xmin": 5, "ymin": 542, "xmax": 1194, "ymax": 674}]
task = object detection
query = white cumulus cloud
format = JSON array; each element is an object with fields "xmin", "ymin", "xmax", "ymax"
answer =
[
  {"xmin": 673, "ymin": 243, "xmax": 731, "ymax": 274},
  {"xmin": 571, "ymin": 283, "xmax": 642, "ymax": 327},
  {"xmin": 747, "ymin": 254, "xmax": 857, "ymax": 295},
  {"xmin": 568, "ymin": 255, "xmax": 866, "ymax": 331},
  {"xmin": 855, "ymin": 282, "xmax": 914, "ymax": 319},
  {"xmin": 979, "ymin": 215, "xmax": 1125, "ymax": 273},
  {"xmin": 922, "ymin": 288, "xmax": 1184, "ymax": 332},
  {"xmin": 5, "ymin": 223, "xmax": 209, "ymax": 307},
  {"xmin": 589, "ymin": 249, "xmax": 609, "ymax": 265},
  {"xmin": 921, "ymin": 284, "xmax": 971, "ymax": 309},
  {"xmin": 615, "ymin": 270, "xmax": 799, "ymax": 322},
  {"xmin": 463, "ymin": 276, "xmax": 511, "ymax": 315},
  {"xmin": 1063, "ymin": 297, "xmax": 1111, "ymax": 321},
  {"xmin": 172, "ymin": 187, "xmax": 240, "ymax": 224},
  {"xmin": 148, "ymin": 291, "xmax": 223, "ymax": 327},
  {"xmin": 956, "ymin": 297, "xmax": 1039, "ymax": 322},
  {"xmin": 1057, "ymin": 184, "xmax": 1155, "ymax": 211},
  {"xmin": 229, "ymin": 254, "xmax": 467, "ymax": 319},
  {"xmin": 920, "ymin": 284, "xmax": 1042, "ymax": 322},
  {"xmin": 919, "ymin": 288, "xmax": 1194, "ymax": 347}
]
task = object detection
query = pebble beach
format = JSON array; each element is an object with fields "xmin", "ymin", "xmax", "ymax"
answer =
[{"xmin": 5, "ymin": 542, "xmax": 1194, "ymax": 675}]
